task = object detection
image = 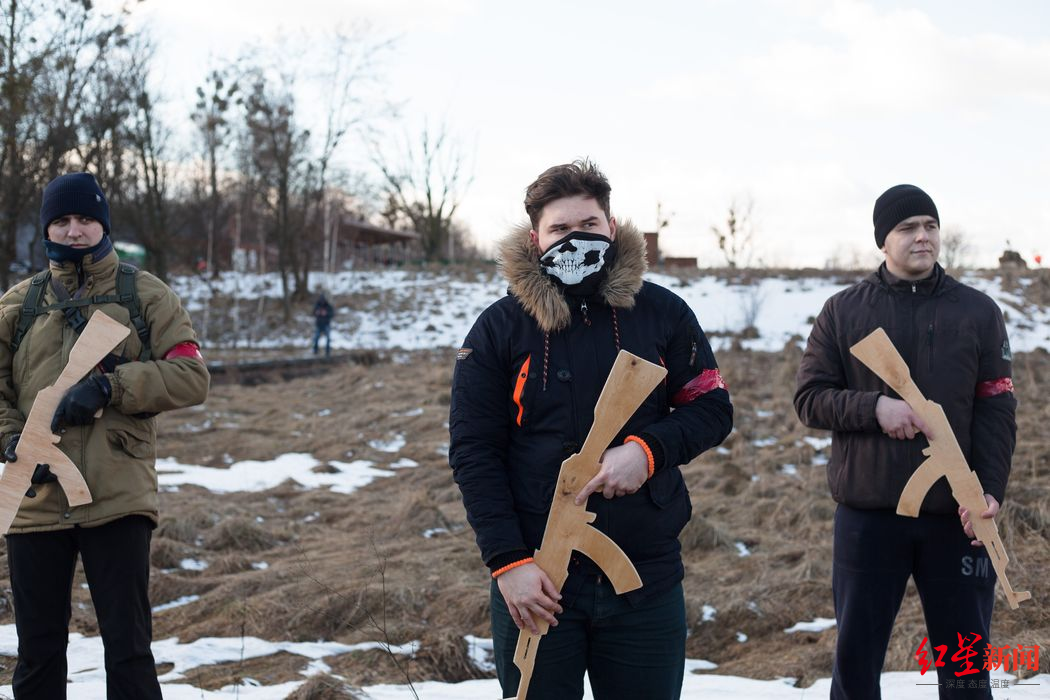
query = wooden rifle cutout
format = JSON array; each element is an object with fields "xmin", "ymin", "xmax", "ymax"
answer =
[
  {"xmin": 508, "ymin": 350, "xmax": 667, "ymax": 700},
  {"xmin": 849, "ymin": 328, "xmax": 1031, "ymax": 609},
  {"xmin": 0, "ymin": 311, "xmax": 130, "ymax": 535}
]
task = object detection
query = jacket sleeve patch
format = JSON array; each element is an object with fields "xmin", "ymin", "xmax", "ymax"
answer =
[
  {"xmin": 672, "ymin": 369, "xmax": 728, "ymax": 407},
  {"xmin": 457, "ymin": 347, "xmax": 473, "ymax": 361},
  {"xmin": 1001, "ymin": 338, "xmax": 1012, "ymax": 362},
  {"xmin": 976, "ymin": 377, "xmax": 1013, "ymax": 398}
]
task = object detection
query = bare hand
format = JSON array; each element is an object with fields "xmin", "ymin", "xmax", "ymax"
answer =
[
  {"xmin": 875, "ymin": 396, "xmax": 930, "ymax": 440},
  {"xmin": 959, "ymin": 494, "xmax": 999, "ymax": 547},
  {"xmin": 496, "ymin": 563, "xmax": 562, "ymax": 634},
  {"xmin": 574, "ymin": 442, "xmax": 648, "ymax": 505}
]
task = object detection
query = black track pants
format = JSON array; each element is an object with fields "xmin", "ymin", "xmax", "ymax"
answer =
[
  {"xmin": 831, "ymin": 504, "xmax": 996, "ymax": 700},
  {"xmin": 6, "ymin": 515, "xmax": 162, "ymax": 700}
]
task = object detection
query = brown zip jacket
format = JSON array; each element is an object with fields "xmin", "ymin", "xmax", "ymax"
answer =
[
  {"xmin": 794, "ymin": 263, "xmax": 1016, "ymax": 514},
  {"xmin": 0, "ymin": 249, "xmax": 209, "ymax": 532}
]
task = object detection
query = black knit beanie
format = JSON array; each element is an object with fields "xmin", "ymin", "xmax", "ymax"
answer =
[
  {"xmin": 872, "ymin": 184, "xmax": 938, "ymax": 248},
  {"xmin": 40, "ymin": 172, "xmax": 111, "ymax": 238}
]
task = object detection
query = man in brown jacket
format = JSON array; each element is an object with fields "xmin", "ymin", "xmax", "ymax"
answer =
[
  {"xmin": 794, "ymin": 184, "xmax": 1016, "ymax": 700},
  {"xmin": 0, "ymin": 172, "xmax": 210, "ymax": 699}
]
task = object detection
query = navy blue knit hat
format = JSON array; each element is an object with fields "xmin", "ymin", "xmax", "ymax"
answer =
[
  {"xmin": 872, "ymin": 184, "xmax": 938, "ymax": 248},
  {"xmin": 40, "ymin": 172, "xmax": 110, "ymax": 238}
]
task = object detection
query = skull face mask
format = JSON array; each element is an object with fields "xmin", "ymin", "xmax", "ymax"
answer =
[{"xmin": 539, "ymin": 231, "xmax": 618, "ymax": 296}]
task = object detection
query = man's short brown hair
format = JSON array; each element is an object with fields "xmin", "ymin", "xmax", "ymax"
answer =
[{"xmin": 524, "ymin": 159, "xmax": 612, "ymax": 228}]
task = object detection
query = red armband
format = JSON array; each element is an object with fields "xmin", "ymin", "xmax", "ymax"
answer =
[
  {"xmin": 672, "ymin": 369, "xmax": 728, "ymax": 407},
  {"xmin": 164, "ymin": 342, "xmax": 204, "ymax": 362},
  {"xmin": 975, "ymin": 378, "xmax": 1013, "ymax": 398}
]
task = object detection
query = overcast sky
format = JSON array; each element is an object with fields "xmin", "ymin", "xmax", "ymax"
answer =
[{"xmin": 116, "ymin": 0, "xmax": 1049, "ymax": 268}]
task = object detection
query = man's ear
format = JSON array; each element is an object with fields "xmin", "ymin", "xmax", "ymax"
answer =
[
  {"xmin": 609, "ymin": 217, "xmax": 617, "ymax": 241},
  {"xmin": 529, "ymin": 229, "xmax": 541, "ymax": 251}
]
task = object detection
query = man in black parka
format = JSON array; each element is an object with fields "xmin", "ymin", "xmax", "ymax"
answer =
[
  {"xmin": 795, "ymin": 184, "xmax": 1017, "ymax": 699},
  {"xmin": 449, "ymin": 159, "xmax": 732, "ymax": 700}
]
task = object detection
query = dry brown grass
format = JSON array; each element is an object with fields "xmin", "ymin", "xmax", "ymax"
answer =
[{"xmin": 0, "ymin": 337, "xmax": 1045, "ymax": 692}]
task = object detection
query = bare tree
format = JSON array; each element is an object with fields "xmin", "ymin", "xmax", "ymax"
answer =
[
  {"xmin": 308, "ymin": 27, "xmax": 394, "ymax": 284},
  {"xmin": 192, "ymin": 66, "xmax": 239, "ymax": 277},
  {"xmin": 710, "ymin": 196, "xmax": 755, "ymax": 269},
  {"xmin": 0, "ymin": 0, "xmax": 128, "ymax": 285},
  {"xmin": 374, "ymin": 121, "xmax": 472, "ymax": 262},
  {"xmin": 940, "ymin": 225, "xmax": 973, "ymax": 273},
  {"xmin": 243, "ymin": 67, "xmax": 312, "ymax": 319}
]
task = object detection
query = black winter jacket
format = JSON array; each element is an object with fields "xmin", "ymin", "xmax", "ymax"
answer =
[
  {"xmin": 794, "ymin": 263, "xmax": 1016, "ymax": 514},
  {"xmin": 449, "ymin": 223, "xmax": 732, "ymax": 604}
]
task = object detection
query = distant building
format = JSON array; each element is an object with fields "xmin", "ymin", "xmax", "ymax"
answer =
[
  {"xmin": 999, "ymin": 249, "xmax": 1027, "ymax": 271},
  {"xmin": 643, "ymin": 231, "xmax": 660, "ymax": 267},
  {"xmin": 642, "ymin": 230, "xmax": 697, "ymax": 269}
]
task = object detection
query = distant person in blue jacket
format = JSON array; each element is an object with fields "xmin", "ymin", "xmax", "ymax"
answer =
[
  {"xmin": 312, "ymin": 292, "xmax": 333, "ymax": 357},
  {"xmin": 449, "ymin": 159, "xmax": 733, "ymax": 700}
]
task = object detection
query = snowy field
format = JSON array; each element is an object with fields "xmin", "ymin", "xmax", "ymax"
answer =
[
  {"xmin": 170, "ymin": 268, "xmax": 1050, "ymax": 354},
  {"xmin": 2, "ymin": 267, "xmax": 1046, "ymax": 698},
  {"xmin": 0, "ymin": 618, "xmax": 1044, "ymax": 699}
]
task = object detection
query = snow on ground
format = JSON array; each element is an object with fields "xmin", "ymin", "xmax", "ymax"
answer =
[
  {"xmin": 175, "ymin": 269, "xmax": 1050, "ymax": 355},
  {"xmin": 156, "ymin": 453, "xmax": 414, "ymax": 495},
  {"xmin": 785, "ymin": 617, "xmax": 838, "ymax": 634},
  {"xmin": 0, "ymin": 623, "xmax": 1042, "ymax": 699}
]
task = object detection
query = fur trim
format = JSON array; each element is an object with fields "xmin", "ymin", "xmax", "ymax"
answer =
[{"xmin": 497, "ymin": 220, "xmax": 647, "ymax": 333}]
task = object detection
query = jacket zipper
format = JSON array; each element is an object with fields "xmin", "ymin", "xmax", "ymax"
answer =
[
  {"xmin": 580, "ymin": 299, "xmax": 591, "ymax": 326},
  {"xmin": 927, "ymin": 323, "xmax": 934, "ymax": 372}
]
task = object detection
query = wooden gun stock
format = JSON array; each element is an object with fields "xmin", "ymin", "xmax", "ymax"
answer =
[
  {"xmin": 508, "ymin": 351, "xmax": 667, "ymax": 700},
  {"xmin": 0, "ymin": 311, "xmax": 130, "ymax": 535},
  {"xmin": 849, "ymin": 328, "xmax": 1031, "ymax": 609}
]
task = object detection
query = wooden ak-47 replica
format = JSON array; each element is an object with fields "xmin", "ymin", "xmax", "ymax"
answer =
[
  {"xmin": 850, "ymin": 328, "xmax": 1031, "ymax": 609},
  {"xmin": 0, "ymin": 310, "xmax": 130, "ymax": 535},
  {"xmin": 507, "ymin": 350, "xmax": 667, "ymax": 700}
]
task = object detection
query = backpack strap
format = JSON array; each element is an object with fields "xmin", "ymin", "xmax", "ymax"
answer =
[
  {"xmin": 9, "ymin": 271, "xmax": 51, "ymax": 354},
  {"xmin": 117, "ymin": 263, "xmax": 151, "ymax": 361}
]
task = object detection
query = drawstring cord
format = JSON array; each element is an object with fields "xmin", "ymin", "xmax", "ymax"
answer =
[{"xmin": 542, "ymin": 304, "xmax": 621, "ymax": 391}]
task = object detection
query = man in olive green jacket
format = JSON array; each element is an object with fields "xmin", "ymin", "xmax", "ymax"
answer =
[{"xmin": 0, "ymin": 172, "xmax": 209, "ymax": 699}]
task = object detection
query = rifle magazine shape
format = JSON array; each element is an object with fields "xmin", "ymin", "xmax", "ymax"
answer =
[
  {"xmin": 849, "ymin": 327, "xmax": 1031, "ymax": 609},
  {"xmin": 0, "ymin": 311, "xmax": 131, "ymax": 535},
  {"xmin": 508, "ymin": 350, "xmax": 667, "ymax": 700}
]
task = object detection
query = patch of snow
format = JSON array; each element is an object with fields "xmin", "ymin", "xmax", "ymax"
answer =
[
  {"xmin": 785, "ymin": 617, "xmax": 837, "ymax": 634},
  {"xmin": 735, "ymin": 542, "xmax": 751, "ymax": 557},
  {"xmin": 802, "ymin": 436, "xmax": 832, "ymax": 451},
  {"xmin": 369, "ymin": 434, "xmax": 406, "ymax": 453},
  {"xmin": 157, "ymin": 453, "xmax": 398, "ymax": 495},
  {"xmin": 152, "ymin": 595, "xmax": 200, "ymax": 613}
]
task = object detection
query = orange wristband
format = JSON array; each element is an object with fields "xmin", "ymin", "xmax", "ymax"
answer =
[
  {"xmin": 492, "ymin": 557, "xmax": 534, "ymax": 579},
  {"xmin": 625, "ymin": 435, "xmax": 655, "ymax": 478}
]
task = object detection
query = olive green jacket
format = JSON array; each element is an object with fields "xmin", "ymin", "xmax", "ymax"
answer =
[{"xmin": 0, "ymin": 249, "xmax": 210, "ymax": 532}]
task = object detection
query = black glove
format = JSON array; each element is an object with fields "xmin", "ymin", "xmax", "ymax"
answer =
[
  {"xmin": 3, "ymin": 434, "xmax": 57, "ymax": 498},
  {"xmin": 51, "ymin": 374, "xmax": 112, "ymax": 432}
]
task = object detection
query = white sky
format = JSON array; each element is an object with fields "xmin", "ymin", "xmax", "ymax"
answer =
[{"xmin": 110, "ymin": 0, "xmax": 1049, "ymax": 268}]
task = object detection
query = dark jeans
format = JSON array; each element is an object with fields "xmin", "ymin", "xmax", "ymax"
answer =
[
  {"xmin": 6, "ymin": 515, "xmax": 162, "ymax": 700},
  {"xmin": 491, "ymin": 577, "xmax": 686, "ymax": 700},
  {"xmin": 832, "ymin": 504, "xmax": 996, "ymax": 700},
  {"xmin": 312, "ymin": 323, "xmax": 331, "ymax": 356}
]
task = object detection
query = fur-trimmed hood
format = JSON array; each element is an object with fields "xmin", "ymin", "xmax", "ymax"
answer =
[{"xmin": 497, "ymin": 220, "xmax": 647, "ymax": 333}]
